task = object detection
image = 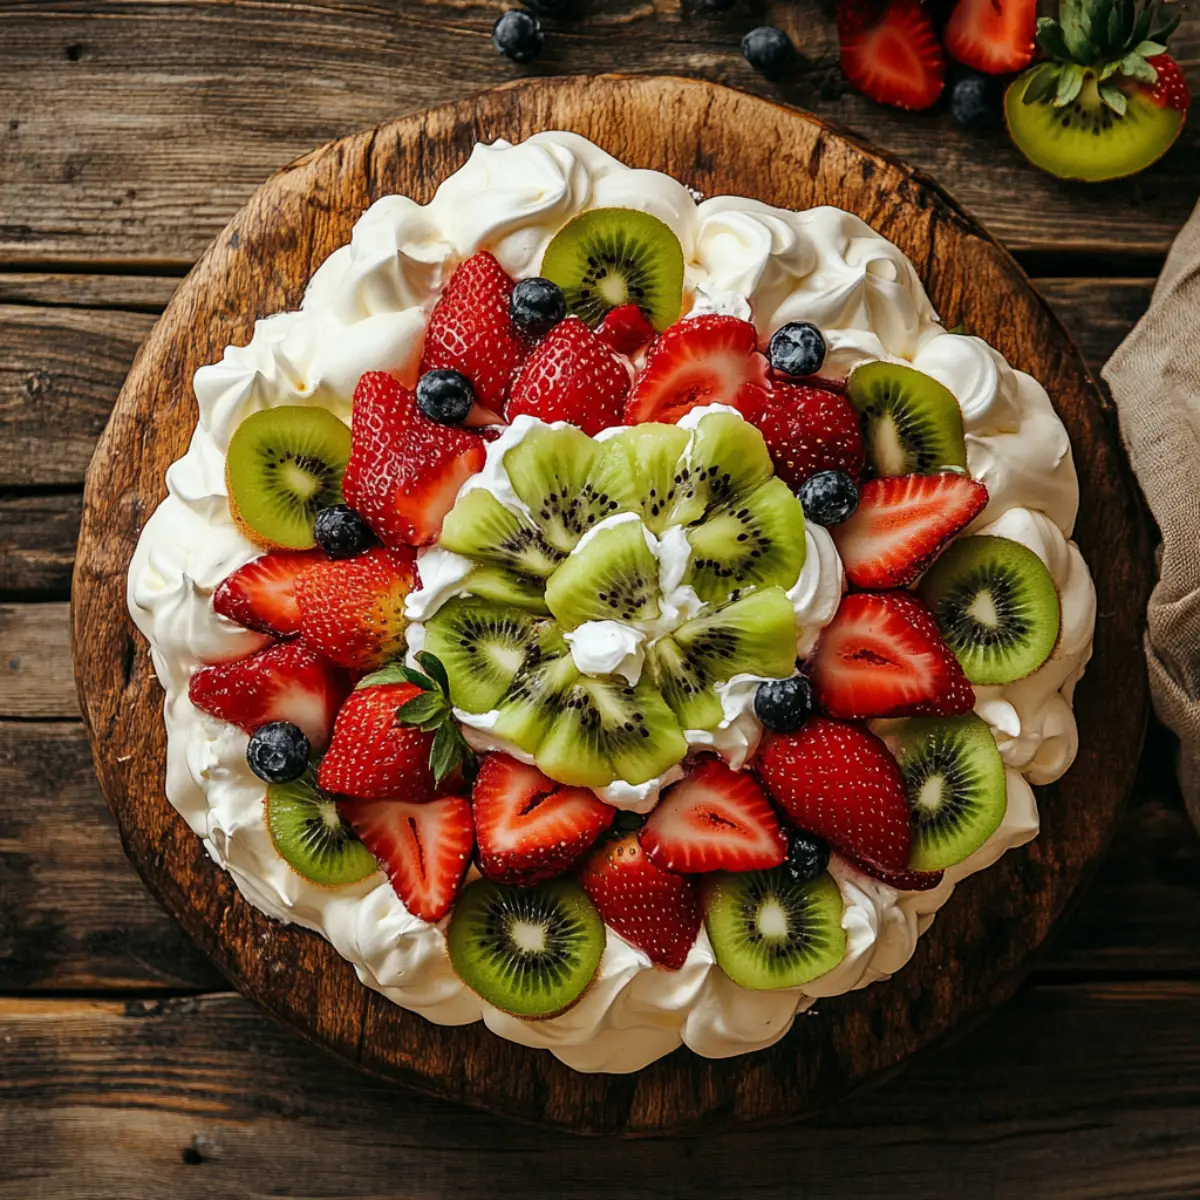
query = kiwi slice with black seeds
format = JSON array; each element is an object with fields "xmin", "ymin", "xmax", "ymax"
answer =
[
  {"xmin": 503, "ymin": 423, "xmax": 634, "ymax": 554},
  {"xmin": 670, "ymin": 410, "xmax": 775, "ymax": 527},
  {"xmin": 648, "ymin": 635, "xmax": 725, "ymax": 731},
  {"xmin": 847, "ymin": 361, "xmax": 968, "ymax": 477},
  {"xmin": 673, "ymin": 586, "xmax": 797, "ymax": 686},
  {"xmin": 461, "ymin": 565, "xmax": 550, "ymax": 615},
  {"xmin": 438, "ymin": 488, "xmax": 564, "ymax": 580},
  {"xmin": 266, "ymin": 770, "xmax": 378, "ymax": 887},
  {"xmin": 544, "ymin": 517, "xmax": 661, "ymax": 630},
  {"xmin": 490, "ymin": 630, "xmax": 580, "ymax": 757},
  {"xmin": 685, "ymin": 478, "xmax": 807, "ymax": 605},
  {"xmin": 705, "ymin": 868, "xmax": 846, "ymax": 990},
  {"xmin": 225, "ymin": 406, "xmax": 352, "ymax": 549},
  {"xmin": 594, "ymin": 423, "xmax": 690, "ymax": 536},
  {"xmin": 421, "ymin": 597, "xmax": 539, "ymax": 713},
  {"xmin": 918, "ymin": 535, "xmax": 1061, "ymax": 685},
  {"xmin": 447, "ymin": 878, "xmax": 605, "ymax": 1018},
  {"xmin": 540, "ymin": 207, "xmax": 685, "ymax": 331},
  {"xmin": 891, "ymin": 713, "xmax": 1007, "ymax": 871}
]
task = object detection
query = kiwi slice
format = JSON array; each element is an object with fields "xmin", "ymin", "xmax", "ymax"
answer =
[
  {"xmin": 891, "ymin": 713, "xmax": 1007, "ymax": 871},
  {"xmin": 674, "ymin": 585, "xmax": 797, "ymax": 684},
  {"xmin": 544, "ymin": 518, "xmax": 661, "ymax": 630},
  {"xmin": 847, "ymin": 361, "xmax": 968, "ymax": 477},
  {"xmin": 705, "ymin": 868, "xmax": 846, "ymax": 990},
  {"xmin": 670, "ymin": 410, "xmax": 775, "ymax": 527},
  {"xmin": 540, "ymin": 207, "xmax": 685, "ymax": 332},
  {"xmin": 503, "ymin": 423, "xmax": 634, "ymax": 554},
  {"xmin": 421, "ymin": 597, "xmax": 538, "ymax": 713},
  {"xmin": 594, "ymin": 424, "xmax": 690, "ymax": 536},
  {"xmin": 447, "ymin": 878, "xmax": 605, "ymax": 1018},
  {"xmin": 439, "ymin": 488, "xmax": 564, "ymax": 580},
  {"xmin": 648, "ymin": 635, "xmax": 725, "ymax": 731},
  {"xmin": 536, "ymin": 674, "xmax": 688, "ymax": 788},
  {"xmin": 919, "ymin": 535, "xmax": 1061, "ymax": 685},
  {"xmin": 1006, "ymin": 67, "xmax": 1185, "ymax": 184},
  {"xmin": 490, "ymin": 633, "xmax": 580, "ymax": 756},
  {"xmin": 685, "ymin": 478, "xmax": 807, "ymax": 605},
  {"xmin": 265, "ymin": 771, "xmax": 378, "ymax": 887},
  {"xmin": 462, "ymin": 565, "xmax": 550, "ymax": 615},
  {"xmin": 225, "ymin": 406, "xmax": 352, "ymax": 549}
]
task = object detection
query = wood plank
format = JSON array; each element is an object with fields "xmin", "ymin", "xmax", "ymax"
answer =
[
  {"xmin": 2, "ymin": 983, "xmax": 1200, "ymax": 1196},
  {"xmin": 0, "ymin": 305, "xmax": 153, "ymax": 486},
  {"xmin": 0, "ymin": 718, "xmax": 1194, "ymax": 995},
  {"xmin": 0, "ymin": 493, "xmax": 80, "ymax": 597},
  {"xmin": 0, "ymin": 4, "xmax": 1195, "ymax": 264},
  {"xmin": 1035, "ymin": 278, "xmax": 1156, "ymax": 378},
  {"xmin": 0, "ymin": 604, "xmax": 77, "ymax": 718},
  {"xmin": 0, "ymin": 272, "xmax": 181, "ymax": 311}
]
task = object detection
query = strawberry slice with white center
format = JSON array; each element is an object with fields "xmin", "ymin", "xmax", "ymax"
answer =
[
  {"xmin": 623, "ymin": 315, "xmax": 771, "ymax": 425},
  {"xmin": 339, "ymin": 795, "xmax": 474, "ymax": 922},
  {"xmin": 187, "ymin": 639, "xmax": 350, "ymax": 751},
  {"xmin": 580, "ymin": 833, "xmax": 701, "ymax": 970},
  {"xmin": 944, "ymin": 0, "xmax": 1037, "ymax": 75},
  {"xmin": 640, "ymin": 757, "xmax": 787, "ymax": 874},
  {"xmin": 831, "ymin": 473, "xmax": 989, "ymax": 589},
  {"xmin": 836, "ymin": 0, "xmax": 947, "ymax": 111},
  {"xmin": 472, "ymin": 754, "xmax": 615, "ymax": 886},
  {"xmin": 810, "ymin": 591, "xmax": 975, "ymax": 719},
  {"xmin": 757, "ymin": 718, "xmax": 912, "ymax": 873},
  {"xmin": 212, "ymin": 549, "xmax": 325, "ymax": 637}
]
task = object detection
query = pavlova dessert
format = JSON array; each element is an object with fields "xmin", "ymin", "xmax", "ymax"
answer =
[{"xmin": 128, "ymin": 132, "xmax": 1096, "ymax": 1073}]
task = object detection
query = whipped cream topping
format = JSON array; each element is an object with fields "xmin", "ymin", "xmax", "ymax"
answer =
[{"xmin": 128, "ymin": 131, "xmax": 1096, "ymax": 1074}]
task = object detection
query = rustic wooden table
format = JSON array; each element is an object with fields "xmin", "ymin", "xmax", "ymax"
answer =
[{"xmin": 1, "ymin": 2, "xmax": 1198, "ymax": 1195}]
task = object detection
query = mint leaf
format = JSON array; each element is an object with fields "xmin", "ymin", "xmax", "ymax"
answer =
[
  {"xmin": 355, "ymin": 662, "xmax": 417, "ymax": 690},
  {"xmin": 1099, "ymin": 82, "xmax": 1129, "ymax": 113},
  {"xmin": 396, "ymin": 692, "xmax": 449, "ymax": 729},
  {"xmin": 415, "ymin": 651, "xmax": 451, "ymax": 698},
  {"xmin": 429, "ymin": 721, "xmax": 470, "ymax": 785}
]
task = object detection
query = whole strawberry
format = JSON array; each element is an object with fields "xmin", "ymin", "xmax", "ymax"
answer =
[
  {"xmin": 420, "ymin": 252, "xmax": 528, "ymax": 410},
  {"xmin": 755, "ymin": 382, "xmax": 865, "ymax": 489},
  {"xmin": 505, "ymin": 316, "xmax": 631, "ymax": 435},
  {"xmin": 580, "ymin": 833, "xmax": 701, "ymax": 970}
]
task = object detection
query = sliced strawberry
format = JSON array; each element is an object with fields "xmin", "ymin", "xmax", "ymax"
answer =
[
  {"xmin": 596, "ymin": 303, "xmax": 657, "ymax": 357},
  {"xmin": 836, "ymin": 0, "xmax": 947, "ymax": 111},
  {"xmin": 640, "ymin": 757, "xmax": 786, "ymax": 874},
  {"xmin": 472, "ymin": 754, "xmax": 614, "ymax": 885},
  {"xmin": 293, "ymin": 545, "xmax": 417, "ymax": 670},
  {"xmin": 188, "ymin": 639, "xmax": 350, "ymax": 751},
  {"xmin": 810, "ymin": 591, "xmax": 975, "ymax": 719},
  {"xmin": 212, "ymin": 550, "xmax": 325, "ymax": 637},
  {"xmin": 419, "ymin": 252, "xmax": 527, "ymax": 411},
  {"xmin": 342, "ymin": 371, "xmax": 485, "ymax": 548},
  {"xmin": 757, "ymin": 718, "xmax": 912, "ymax": 873},
  {"xmin": 339, "ymin": 795, "xmax": 473, "ymax": 922},
  {"xmin": 755, "ymin": 383, "xmax": 865, "ymax": 488},
  {"xmin": 623, "ymin": 315, "xmax": 771, "ymax": 425},
  {"xmin": 317, "ymin": 682, "xmax": 436, "ymax": 802},
  {"xmin": 1147, "ymin": 54, "xmax": 1192, "ymax": 115},
  {"xmin": 580, "ymin": 833, "xmax": 701, "ymax": 970},
  {"xmin": 944, "ymin": 0, "xmax": 1037, "ymax": 75},
  {"xmin": 842, "ymin": 852, "xmax": 945, "ymax": 892},
  {"xmin": 831, "ymin": 473, "xmax": 989, "ymax": 589},
  {"xmin": 505, "ymin": 317, "xmax": 630, "ymax": 435}
]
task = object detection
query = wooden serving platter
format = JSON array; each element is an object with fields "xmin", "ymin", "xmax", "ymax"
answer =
[{"xmin": 72, "ymin": 75, "xmax": 1154, "ymax": 1135}]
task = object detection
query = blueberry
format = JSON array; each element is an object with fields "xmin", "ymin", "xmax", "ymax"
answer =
[
  {"xmin": 768, "ymin": 321, "xmax": 826, "ymax": 377},
  {"xmin": 783, "ymin": 829, "xmax": 831, "ymax": 884},
  {"xmin": 612, "ymin": 809, "xmax": 647, "ymax": 834},
  {"xmin": 313, "ymin": 504, "xmax": 375, "ymax": 559},
  {"xmin": 510, "ymin": 277, "xmax": 567, "ymax": 338},
  {"xmin": 247, "ymin": 721, "xmax": 310, "ymax": 784},
  {"xmin": 797, "ymin": 469, "xmax": 858, "ymax": 526},
  {"xmin": 754, "ymin": 675, "xmax": 814, "ymax": 733},
  {"xmin": 948, "ymin": 70, "xmax": 1003, "ymax": 131},
  {"xmin": 416, "ymin": 368, "xmax": 476, "ymax": 425},
  {"xmin": 492, "ymin": 9, "xmax": 543, "ymax": 63},
  {"xmin": 741, "ymin": 26, "xmax": 793, "ymax": 80}
]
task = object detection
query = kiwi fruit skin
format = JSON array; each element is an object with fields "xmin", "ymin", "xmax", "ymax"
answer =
[
  {"xmin": 670, "ymin": 410, "xmax": 775, "ymax": 527},
  {"xmin": 225, "ymin": 406, "xmax": 352, "ymax": 550},
  {"xmin": 705, "ymin": 868, "xmax": 846, "ymax": 990},
  {"xmin": 540, "ymin": 207, "xmax": 685, "ymax": 332},
  {"xmin": 420, "ymin": 597, "xmax": 538, "ymax": 714},
  {"xmin": 265, "ymin": 771, "xmax": 378, "ymax": 887},
  {"xmin": 446, "ymin": 877, "xmax": 605, "ymax": 1018},
  {"xmin": 439, "ymin": 488, "xmax": 564, "ymax": 580},
  {"xmin": 1005, "ymin": 70, "xmax": 1185, "ymax": 183},
  {"xmin": 847, "ymin": 361, "xmax": 968, "ymax": 477},
  {"xmin": 918, "ymin": 535, "xmax": 1061, "ymax": 686},
  {"xmin": 891, "ymin": 713, "xmax": 1007, "ymax": 872}
]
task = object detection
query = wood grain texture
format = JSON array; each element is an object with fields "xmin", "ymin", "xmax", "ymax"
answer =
[
  {"xmin": 72, "ymin": 77, "xmax": 1156, "ymax": 1132},
  {"xmin": 0, "ymin": 493, "xmax": 80, "ymax": 598},
  {"xmin": 0, "ymin": 1, "xmax": 1196, "ymax": 264},
  {"xmin": 0, "ymin": 604, "xmax": 77, "ymax": 718},
  {"xmin": 5, "ymin": 983, "xmax": 1200, "ymax": 1198}
]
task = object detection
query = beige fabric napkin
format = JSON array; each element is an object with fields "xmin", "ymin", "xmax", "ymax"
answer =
[{"xmin": 1103, "ymin": 199, "xmax": 1200, "ymax": 828}]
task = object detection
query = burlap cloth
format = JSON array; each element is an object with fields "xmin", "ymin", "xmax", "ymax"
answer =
[{"xmin": 1103, "ymin": 199, "xmax": 1200, "ymax": 829}]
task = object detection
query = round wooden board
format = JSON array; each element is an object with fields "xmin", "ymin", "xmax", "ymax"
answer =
[{"xmin": 73, "ymin": 75, "xmax": 1154, "ymax": 1135}]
